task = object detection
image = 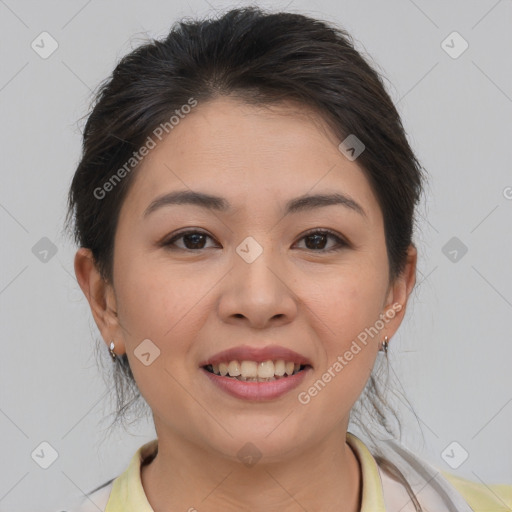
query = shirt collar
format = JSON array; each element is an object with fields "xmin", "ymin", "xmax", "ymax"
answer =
[
  {"xmin": 346, "ymin": 432, "xmax": 386, "ymax": 511},
  {"xmin": 105, "ymin": 432, "xmax": 385, "ymax": 512}
]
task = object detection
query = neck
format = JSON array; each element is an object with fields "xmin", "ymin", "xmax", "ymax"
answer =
[{"xmin": 141, "ymin": 426, "xmax": 362, "ymax": 512}]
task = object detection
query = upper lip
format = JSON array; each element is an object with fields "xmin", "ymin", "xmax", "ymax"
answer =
[{"xmin": 199, "ymin": 344, "xmax": 312, "ymax": 367}]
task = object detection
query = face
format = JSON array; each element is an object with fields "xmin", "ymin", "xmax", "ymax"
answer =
[{"xmin": 79, "ymin": 96, "xmax": 416, "ymax": 463}]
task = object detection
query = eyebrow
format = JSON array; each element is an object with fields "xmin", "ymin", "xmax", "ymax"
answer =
[{"xmin": 143, "ymin": 190, "xmax": 367, "ymax": 218}]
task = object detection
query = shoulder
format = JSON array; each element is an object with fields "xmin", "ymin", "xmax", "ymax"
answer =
[
  {"xmin": 58, "ymin": 479, "xmax": 114, "ymax": 512},
  {"xmin": 57, "ymin": 438, "xmax": 158, "ymax": 512},
  {"xmin": 441, "ymin": 471, "xmax": 512, "ymax": 512},
  {"xmin": 355, "ymin": 432, "xmax": 512, "ymax": 512}
]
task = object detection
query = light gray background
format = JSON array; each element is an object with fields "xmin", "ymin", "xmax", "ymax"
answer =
[{"xmin": 1, "ymin": 1, "xmax": 511, "ymax": 511}]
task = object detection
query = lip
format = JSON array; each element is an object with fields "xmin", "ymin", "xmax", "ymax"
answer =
[
  {"xmin": 201, "ymin": 366, "xmax": 312, "ymax": 401},
  {"xmin": 198, "ymin": 344, "xmax": 313, "ymax": 367}
]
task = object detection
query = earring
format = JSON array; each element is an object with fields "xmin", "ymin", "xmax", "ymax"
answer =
[
  {"xmin": 109, "ymin": 340, "xmax": 117, "ymax": 361},
  {"xmin": 379, "ymin": 336, "xmax": 389, "ymax": 354}
]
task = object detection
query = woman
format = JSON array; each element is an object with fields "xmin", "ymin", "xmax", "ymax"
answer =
[{"xmin": 64, "ymin": 6, "xmax": 511, "ymax": 511}]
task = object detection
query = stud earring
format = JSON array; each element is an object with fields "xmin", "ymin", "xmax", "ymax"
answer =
[
  {"xmin": 379, "ymin": 335, "xmax": 389, "ymax": 354},
  {"xmin": 109, "ymin": 340, "xmax": 117, "ymax": 361}
]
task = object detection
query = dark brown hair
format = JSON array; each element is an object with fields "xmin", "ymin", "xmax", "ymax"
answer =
[{"xmin": 66, "ymin": 6, "xmax": 426, "ymax": 509}]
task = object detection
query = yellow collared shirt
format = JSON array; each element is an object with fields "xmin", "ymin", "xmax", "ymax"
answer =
[{"xmin": 67, "ymin": 432, "xmax": 512, "ymax": 512}]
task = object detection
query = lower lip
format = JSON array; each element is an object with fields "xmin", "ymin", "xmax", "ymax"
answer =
[{"xmin": 201, "ymin": 367, "xmax": 311, "ymax": 401}]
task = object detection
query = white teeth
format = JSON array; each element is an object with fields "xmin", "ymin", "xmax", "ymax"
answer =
[
  {"xmin": 240, "ymin": 360, "xmax": 258, "ymax": 378},
  {"xmin": 257, "ymin": 360, "xmax": 275, "ymax": 378},
  {"xmin": 228, "ymin": 360, "xmax": 241, "ymax": 376},
  {"xmin": 206, "ymin": 359, "xmax": 306, "ymax": 380},
  {"xmin": 274, "ymin": 359, "xmax": 286, "ymax": 376},
  {"xmin": 219, "ymin": 362, "xmax": 229, "ymax": 376}
]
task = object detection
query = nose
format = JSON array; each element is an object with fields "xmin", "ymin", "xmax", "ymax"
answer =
[{"xmin": 217, "ymin": 244, "xmax": 298, "ymax": 329}]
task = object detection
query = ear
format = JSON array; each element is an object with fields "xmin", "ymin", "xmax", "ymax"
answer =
[
  {"xmin": 381, "ymin": 244, "xmax": 417, "ymax": 341},
  {"xmin": 74, "ymin": 247, "xmax": 125, "ymax": 356}
]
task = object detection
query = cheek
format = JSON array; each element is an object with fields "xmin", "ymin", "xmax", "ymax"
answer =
[
  {"xmin": 113, "ymin": 251, "xmax": 229, "ymax": 397},
  {"xmin": 303, "ymin": 266, "xmax": 387, "ymax": 346},
  {"xmin": 113, "ymin": 253, "xmax": 202, "ymax": 350},
  {"xmin": 296, "ymin": 267, "xmax": 386, "ymax": 412},
  {"xmin": 112, "ymin": 258, "xmax": 204, "ymax": 412},
  {"xmin": 297, "ymin": 277, "xmax": 382, "ymax": 422}
]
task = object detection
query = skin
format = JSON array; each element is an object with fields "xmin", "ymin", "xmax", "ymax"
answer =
[{"xmin": 75, "ymin": 96, "xmax": 417, "ymax": 512}]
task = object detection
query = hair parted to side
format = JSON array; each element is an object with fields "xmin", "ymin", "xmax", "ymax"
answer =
[{"xmin": 66, "ymin": 6, "xmax": 427, "ymax": 510}]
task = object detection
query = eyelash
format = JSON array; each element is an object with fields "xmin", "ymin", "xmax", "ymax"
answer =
[{"xmin": 161, "ymin": 228, "xmax": 349, "ymax": 253}]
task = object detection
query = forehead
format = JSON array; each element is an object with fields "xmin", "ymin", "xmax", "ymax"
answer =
[{"xmin": 119, "ymin": 96, "xmax": 381, "ymax": 224}]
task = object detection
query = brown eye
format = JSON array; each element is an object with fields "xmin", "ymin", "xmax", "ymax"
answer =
[
  {"xmin": 161, "ymin": 229, "xmax": 348, "ymax": 253},
  {"xmin": 163, "ymin": 230, "xmax": 218, "ymax": 250},
  {"xmin": 295, "ymin": 230, "xmax": 348, "ymax": 252}
]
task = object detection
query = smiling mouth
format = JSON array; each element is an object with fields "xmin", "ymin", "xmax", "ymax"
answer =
[{"xmin": 203, "ymin": 360, "xmax": 310, "ymax": 382}]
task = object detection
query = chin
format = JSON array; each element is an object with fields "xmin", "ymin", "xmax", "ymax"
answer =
[{"xmin": 206, "ymin": 417, "xmax": 313, "ymax": 462}]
